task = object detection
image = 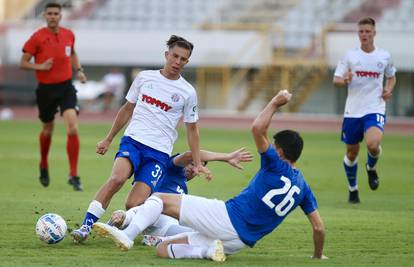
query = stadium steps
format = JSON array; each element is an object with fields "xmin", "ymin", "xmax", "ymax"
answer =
[
  {"xmin": 237, "ymin": 66, "xmax": 275, "ymax": 111},
  {"xmin": 237, "ymin": 58, "xmax": 326, "ymax": 112},
  {"xmin": 285, "ymin": 65, "xmax": 327, "ymax": 112}
]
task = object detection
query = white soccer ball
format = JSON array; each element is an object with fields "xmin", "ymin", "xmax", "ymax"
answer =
[{"xmin": 35, "ymin": 213, "xmax": 67, "ymax": 244}]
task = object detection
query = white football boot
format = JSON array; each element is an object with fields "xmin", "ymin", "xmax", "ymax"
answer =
[
  {"xmin": 206, "ymin": 240, "xmax": 226, "ymax": 262},
  {"xmin": 93, "ymin": 222, "xmax": 134, "ymax": 251}
]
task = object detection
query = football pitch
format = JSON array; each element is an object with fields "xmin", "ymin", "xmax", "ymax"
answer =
[{"xmin": 0, "ymin": 120, "xmax": 413, "ymax": 267}]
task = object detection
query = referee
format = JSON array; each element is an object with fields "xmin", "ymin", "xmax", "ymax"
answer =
[{"xmin": 20, "ymin": 2, "xmax": 87, "ymax": 191}]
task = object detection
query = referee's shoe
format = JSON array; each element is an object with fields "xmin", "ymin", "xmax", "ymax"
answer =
[
  {"xmin": 39, "ymin": 167, "xmax": 50, "ymax": 187},
  {"xmin": 68, "ymin": 176, "xmax": 83, "ymax": 191}
]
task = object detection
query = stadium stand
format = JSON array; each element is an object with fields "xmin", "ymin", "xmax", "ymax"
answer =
[{"xmin": 0, "ymin": 0, "xmax": 413, "ymax": 115}]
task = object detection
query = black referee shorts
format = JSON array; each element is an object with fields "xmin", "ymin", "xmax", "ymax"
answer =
[{"xmin": 36, "ymin": 80, "xmax": 78, "ymax": 123}]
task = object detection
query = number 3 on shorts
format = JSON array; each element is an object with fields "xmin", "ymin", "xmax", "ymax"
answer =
[
  {"xmin": 262, "ymin": 176, "xmax": 301, "ymax": 216},
  {"xmin": 151, "ymin": 164, "xmax": 163, "ymax": 180}
]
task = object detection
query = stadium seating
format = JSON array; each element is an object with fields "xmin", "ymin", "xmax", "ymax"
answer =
[
  {"xmin": 75, "ymin": 0, "xmax": 228, "ymax": 30},
  {"xmin": 378, "ymin": 0, "xmax": 414, "ymax": 32}
]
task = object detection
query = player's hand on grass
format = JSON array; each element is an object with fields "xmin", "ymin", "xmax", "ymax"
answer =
[
  {"xmin": 96, "ymin": 138, "xmax": 111, "ymax": 155},
  {"xmin": 227, "ymin": 147, "xmax": 253, "ymax": 170},
  {"xmin": 39, "ymin": 58, "xmax": 53, "ymax": 71},
  {"xmin": 272, "ymin": 89, "xmax": 292, "ymax": 107}
]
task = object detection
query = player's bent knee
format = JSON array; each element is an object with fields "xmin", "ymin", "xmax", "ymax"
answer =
[
  {"xmin": 366, "ymin": 141, "xmax": 380, "ymax": 152},
  {"xmin": 107, "ymin": 176, "xmax": 127, "ymax": 190},
  {"xmin": 67, "ymin": 127, "xmax": 78, "ymax": 135},
  {"xmin": 156, "ymin": 242, "xmax": 170, "ymax": 258}
]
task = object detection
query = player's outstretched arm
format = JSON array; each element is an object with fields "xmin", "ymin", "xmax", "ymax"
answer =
[
  {"xmin": 201, "ymin": 148, "xmax": 253, "ymax": 170},
  {"xmin": 251, "ymin": 90, "xmax": 291, "ymax": 153},
  {"xmin": 306, "ymin": 210, "xmax": 327, "ymax": 260},
  {"xmin": 96, "ymin": 101, "xmax": 134, "ymax": 155},
  {"xmin": 172, "ymin": 148, "xmax": 253, "ymax": 171}
]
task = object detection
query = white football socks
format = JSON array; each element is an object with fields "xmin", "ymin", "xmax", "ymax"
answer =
[
  {"xmin": 123, "ymin": 195, "xmax": 163, "ymax": 240},
  {"xmin": 87, "ymin": 200, "xmax": 105, "ymax": 219},
  {"xmin": 343, "ymin": 155, "xmax": 358, "ymax": 167},
  {"xmin": 167, "ymin": 244, "xmax": 207, "ymax": 259}
]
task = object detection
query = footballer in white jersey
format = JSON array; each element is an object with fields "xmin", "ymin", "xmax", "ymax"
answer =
[
  {"xmin": 334, "ymin": 47, "xmax": 396, "ymax": 118},
  {"xmin": 333, "ymin": 18, "xmax": 396, "ymax": 204},
  {"xmin": 125, "ymin": 70, "xmax": 198, "ymax": 156},
  {"xmin": 72, "ymin": 35, "xmax": 211, "ymax": 243}
]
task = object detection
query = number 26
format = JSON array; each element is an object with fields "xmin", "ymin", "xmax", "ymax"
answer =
[{"xmin": 262, "ymin": 176, "xmax": 300, "ymax": 216}]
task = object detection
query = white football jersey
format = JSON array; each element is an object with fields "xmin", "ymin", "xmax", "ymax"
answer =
[
  {"xmin": 124, "ymin": 70, "xmax": 199, "ymax": 155},
  {"xmin": 334, "ymin": 47, "xmax": 396, "ymax": 118}
]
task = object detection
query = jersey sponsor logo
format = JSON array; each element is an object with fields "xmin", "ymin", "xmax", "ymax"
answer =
[
  {"xmin": 141, "ymin": 94, "xmax": 172, "ymax": 112},
  {"xmin": 355, "ymin": 70, "xmax": 380, "ymax": 78}
]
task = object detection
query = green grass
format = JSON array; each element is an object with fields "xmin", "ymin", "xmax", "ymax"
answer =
[{"xmin": 0, "ymin": 120, "xmax": 413, "ymax": 267}]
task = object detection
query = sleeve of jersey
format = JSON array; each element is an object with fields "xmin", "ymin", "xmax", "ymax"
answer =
[
  {"xmin": 300, "ymin": 185, "xmax": 318, "ymax": 214},
  {"xmin": 384, "ymin": 54, "xmax": 397, "ymax": 78},
  {"xmin": 22, "ymin": 33, "xmax": 37, "ymax": 55},
  {"xmin": 260, "ymin": 145, "xmax": 285, "ymax": 171},
  {"xmin": 183, "ymin": 89, "xmax": 199, "ymax": 123},
  {"xmin": 125, "ymin": 74, "xmax": 143, "ymax": 103},
  {"xmin": 334, "ymin": 52, "xmax": 349, "ymax": 78}
]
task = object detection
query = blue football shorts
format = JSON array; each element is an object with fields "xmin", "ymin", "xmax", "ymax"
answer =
[
  {"xmin": 115, "ymin": 136, "xmax": 169, "ymax": 192},
  {"xmin": 341, "ymin": 113, "xmax": 386, "ymax": 145}
]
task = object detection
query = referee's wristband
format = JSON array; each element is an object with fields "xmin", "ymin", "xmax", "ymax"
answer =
[{"xmin": 77, "ymin": 67, "xmax": 84, "ymax": 73}]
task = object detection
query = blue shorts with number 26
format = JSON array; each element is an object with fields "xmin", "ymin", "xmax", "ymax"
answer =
[
  {"xmin": 115, "ymin": 136, "xmax": 169, "ymax": 192},
  {"xmin": 341, "ymin": 113, "xmax": 386, "ymax": 145}
]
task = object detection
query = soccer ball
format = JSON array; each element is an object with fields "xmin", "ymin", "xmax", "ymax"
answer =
[{"xmin": 35, "ymin": 213, "xmax": 67, "ymax": 244}]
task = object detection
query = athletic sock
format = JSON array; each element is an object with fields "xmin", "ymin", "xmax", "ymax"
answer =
[
  {"xmin": 67, "ymin": 134, "xmax": 80, "ymax": 177},
  {"xmin": 343, "ymin": 155, "xmax": 358, "ymax": 191},
  {"xmin": 122, "ymin": 206, "xmax": 141, "ymax": 228},
  {"xmin": 82, "ymin": 200, "xmax": 105, "ymax": 230},
  {"xmin": 167, "ymin": 244, "xmax": 207, "ymax": 259},
  {"xmin": 39, "ymin": 132, "xmax": 52, "ymax": 169},
  {"xmin": 367, "ymin": 146, "xmax": 382, "ymax": 170},
  {"xmin": 123, "ymin": 196, "xmax": 163, "ymax": 240}
]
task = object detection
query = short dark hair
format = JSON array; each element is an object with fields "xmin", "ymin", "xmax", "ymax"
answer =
[
  {"xmin": 166, "ymin": 35, "xmax": 194, "ymax": 56},
  {"xmin": 358, "ymin": 17, "xmax": 375, "ymax": 27},
  {"xmin": 273, "ymin": 130, "xmax": 303, "ymax": 163},
  {"xmin": 45, "ymin": 2, "xmax": 62, "ymax": 10}
]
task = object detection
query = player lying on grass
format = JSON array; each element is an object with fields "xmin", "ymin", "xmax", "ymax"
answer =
[
  {"xmin": 93, "ymin": 90, "xmax": 327, "ymax": 262},
  {"xmin": 107, "ymin": 147, "xmax": 253, "ymax": 240}
]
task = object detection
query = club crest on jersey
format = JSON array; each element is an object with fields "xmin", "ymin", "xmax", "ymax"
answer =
[
  {"xmin": 171, "ymin": 93, "xmax": 180, "ymax": 102},
  {"xmin": 141, "ymin": 94, "xmax": 172, "ymax": 112},
  {"xmin": 377, "ymin": 62, "xmax": 384, "ymax": 69}
]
